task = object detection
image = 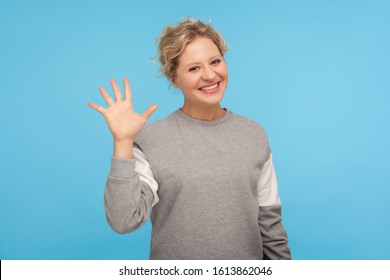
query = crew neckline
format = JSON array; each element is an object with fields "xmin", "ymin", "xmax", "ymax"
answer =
[{"xmin": 175, "ymin": 108, "xmax": 232, "ymax": 127}]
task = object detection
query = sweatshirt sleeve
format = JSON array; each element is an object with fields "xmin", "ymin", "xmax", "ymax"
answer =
[
  {"xmin": 257, "ymin": 153, "xmax": 292, "ymax": 259},
  {"xmin": 104, "ymin": 148, "xmax": 159, "ymax": 234}
]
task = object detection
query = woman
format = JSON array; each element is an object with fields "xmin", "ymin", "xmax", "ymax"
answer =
[{"xmin": 88, "ymin": 18, "xmax": 291, "ymax": 260}]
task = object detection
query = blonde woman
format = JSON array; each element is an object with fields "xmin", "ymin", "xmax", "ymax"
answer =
[{"xmin": 88, "ymin": 18, "xmax": 291, "ymax": 260}]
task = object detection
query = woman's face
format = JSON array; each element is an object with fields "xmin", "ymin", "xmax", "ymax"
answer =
[{"xmin": 172, "ymin": 36, "xmax": 228, "ymax": 110}]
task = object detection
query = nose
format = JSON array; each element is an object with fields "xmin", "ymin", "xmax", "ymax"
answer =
[{"xmin": 202, "ymin": 66, "xmax": 216, "ymax": 81}]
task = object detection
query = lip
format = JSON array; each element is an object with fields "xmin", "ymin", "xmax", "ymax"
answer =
[{"xmin": 198, "ymin": 81, "xmax": 221, "ymax": 94}]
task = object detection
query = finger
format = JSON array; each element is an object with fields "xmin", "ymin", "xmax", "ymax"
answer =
[
  {"xmin": 87, "ymin": 102, "xmax": 107, "ymax": 115},
  {"xmin": 142, "ymin": 104, "xmax": 158, "ymax": 120},
  {"xmin": 110, "ymin": 78, "xmax": 122, "ymax": 102},
  {"xmin": 99, "ymin": 86, "xmax": 114, "ymax": 106},
  {"xmin": 123, "ymin": 77, "xmax": 132, "ymax": 101}
]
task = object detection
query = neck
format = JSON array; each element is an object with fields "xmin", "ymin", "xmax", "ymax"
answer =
[{"xmin": 181, "ymin": 103, "xmax": 226, "ymax": 121}]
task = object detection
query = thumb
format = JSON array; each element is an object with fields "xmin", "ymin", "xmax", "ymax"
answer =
[{"xmin": 142, "ymin": 104, "xmax": 158, "ymax": 120}]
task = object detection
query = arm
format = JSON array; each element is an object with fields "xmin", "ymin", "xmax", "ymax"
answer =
[
  {"xmin": 104, "ymin": 148, "xmax": 159, "ymax": 234},
  {"xmin": 257, "ymin": 153, "xmax": 291, "ymax": 259},
  {"xmin": 88, "ymin": 78, "xmax": 159, "ymax": 233}
]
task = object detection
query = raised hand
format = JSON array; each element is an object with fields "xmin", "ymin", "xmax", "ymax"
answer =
[{"xmin": 88, "ymin": 78, "xmax": 158, "ymax": 158}]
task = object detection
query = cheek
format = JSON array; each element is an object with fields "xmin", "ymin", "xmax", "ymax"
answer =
[
  {"xmin": 223, "ymin": 70, "xmax": 228, "ymax": 80},
  {"xmin": 218, "ymin": 65, "xmax": 228, "ymax": 79},
  {"xmin": 183, "ymin": 75, "xmax": 200, "ymax": 89}
]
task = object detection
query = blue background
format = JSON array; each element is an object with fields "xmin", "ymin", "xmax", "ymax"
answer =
[{"xmin": 1, "ymin": 0, "xmax": 389, "ymax": 260}]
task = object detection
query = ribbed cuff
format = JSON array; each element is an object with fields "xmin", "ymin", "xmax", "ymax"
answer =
[{"xmin": 110, "ymin": 157, "xmax": 136, "ymax": 179}]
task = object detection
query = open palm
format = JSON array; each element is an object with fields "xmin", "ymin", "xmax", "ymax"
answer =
[{"xmin": 88, "ymin": 78, "xmax": 158, "ymax": 142}]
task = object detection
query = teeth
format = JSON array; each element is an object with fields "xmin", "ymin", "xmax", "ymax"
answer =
[{"xmin": 200, "ymin": 83, "xmax": 218, "ymax": 91}]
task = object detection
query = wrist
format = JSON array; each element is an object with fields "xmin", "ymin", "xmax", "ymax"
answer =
[
  {"xmin": 113, "ymin": 138, "xmax": 134, "ymax": 145},
  {"xmin": 113, "ymin": 138, "xmax": 134, "ymax": 159}
]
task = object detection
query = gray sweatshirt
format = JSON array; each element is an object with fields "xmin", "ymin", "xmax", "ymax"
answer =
[{"xmin": 104, "ymin": 109, "xmax": 291, "ymax": 260}]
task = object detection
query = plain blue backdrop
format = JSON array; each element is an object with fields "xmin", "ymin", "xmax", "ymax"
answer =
[{"xmin": 1, "ymin": 0, "xmax": 389, "ymax": 260}]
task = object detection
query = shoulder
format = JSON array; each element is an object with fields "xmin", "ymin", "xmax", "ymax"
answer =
[
  {"xmin": 228, "ymin": 110, "xmax": 271, "ymax": 160},
  {"xmin": 134, "ymin": 111, "xmax": 178, "ymax": 145},
  {"xmin": 144, "ymin": 112, "xmax": 176, "ymax": 132},
  {"xmin": 229, "ymin": 111, "xmax": 268, "ymax": 139}
]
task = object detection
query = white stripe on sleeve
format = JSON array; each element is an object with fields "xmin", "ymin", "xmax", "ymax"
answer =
[
  {"xmin": 257, "ymin": 153, "xmax": 281, "ymax": 207},
  {"xmin": 133, "ymin": 148, "xmax": 159, "ymax": 206}
]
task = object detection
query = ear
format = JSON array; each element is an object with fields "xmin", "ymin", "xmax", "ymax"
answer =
[{"xmin": 171, "ymin": 78, "xmax": 178, "ymax": 88}]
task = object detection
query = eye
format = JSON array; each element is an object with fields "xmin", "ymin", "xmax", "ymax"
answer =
[
  {"xmin": 188, "ymin": 66, "xmax": 199, "ymax": 72},
  {"xmin": 211, "ymin": 58, "xmax": 222, "ymax": 65}
]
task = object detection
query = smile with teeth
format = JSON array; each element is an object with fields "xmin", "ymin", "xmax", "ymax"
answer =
[{"xmin": 199, "ymin": 82, "xmax": 219, "ymax": 91}]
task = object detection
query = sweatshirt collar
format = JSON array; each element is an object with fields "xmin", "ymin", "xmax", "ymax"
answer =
[{"xmin": 175, "ymin": 108, "xmax": 231, "ymax": 127}]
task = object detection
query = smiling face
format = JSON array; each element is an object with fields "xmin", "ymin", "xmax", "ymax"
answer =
[{"xmin": 172, "ymin": 36, "xmax": 228, "ymax": 114}]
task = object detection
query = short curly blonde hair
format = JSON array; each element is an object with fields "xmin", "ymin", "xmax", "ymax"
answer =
[{"xmin": 157, "ymin": 17, "xmax": 227, "ymax": 82}]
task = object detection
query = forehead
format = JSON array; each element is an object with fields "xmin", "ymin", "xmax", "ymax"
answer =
[{"xmin": 179, "ymin": 37, "xmax": 220, "ymax": 65}]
